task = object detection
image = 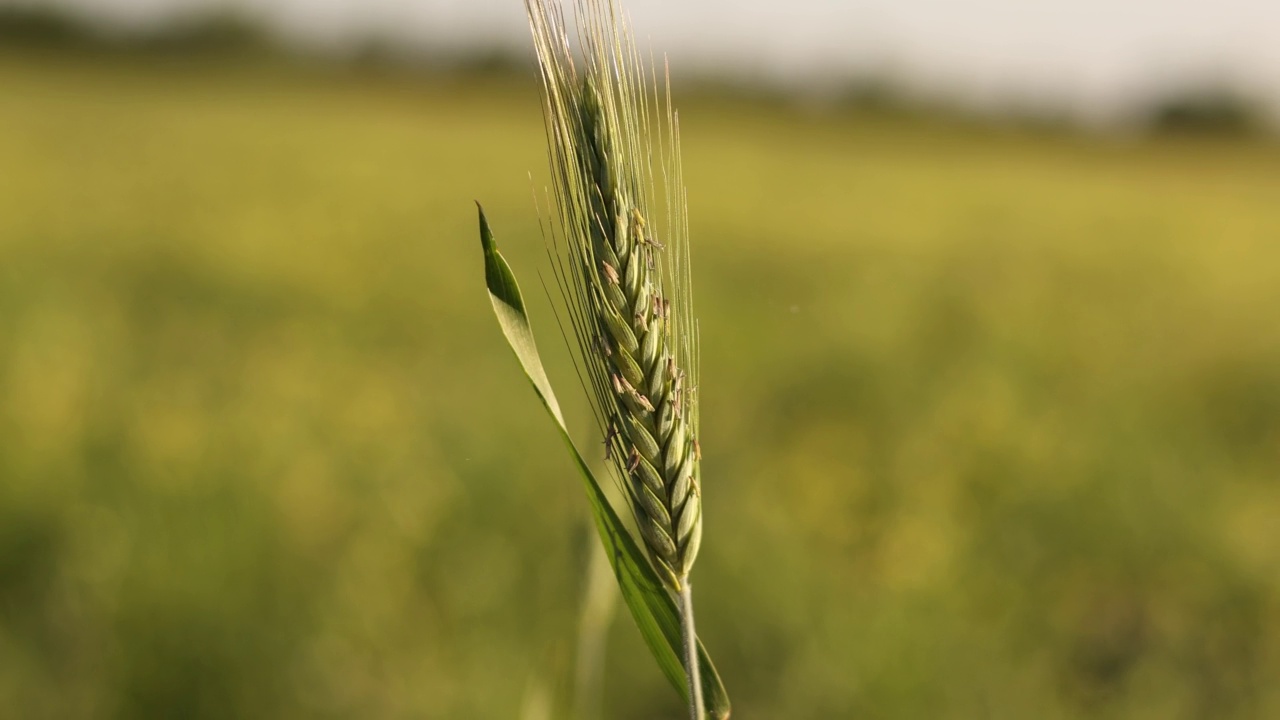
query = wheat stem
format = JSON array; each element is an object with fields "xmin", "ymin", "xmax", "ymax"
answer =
[{"xmin": 679, "ymin": 580, "xmax": 705, "ymax": 720}]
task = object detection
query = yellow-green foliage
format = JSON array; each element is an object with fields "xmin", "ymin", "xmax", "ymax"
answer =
[{"xmin": 2, "ymin": 51, "xmax": 1279, "ymax": 719}]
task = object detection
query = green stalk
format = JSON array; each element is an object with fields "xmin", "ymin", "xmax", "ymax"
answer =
[
  {"xmin": 573, "ymin": 538, "xmax": 617, "ymax": 720},
  {"xmin": 679, "ymin": 581, "xmax": 705, "ymax": 720}
]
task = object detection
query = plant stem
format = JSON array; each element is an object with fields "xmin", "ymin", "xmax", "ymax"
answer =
[
  {"xmin": 574, "ymin": 539, "xmax": 617, "ymax": 720},
  {"xmin": 679, "ymin": 580, "xmax": 705, "ymax": 720}
]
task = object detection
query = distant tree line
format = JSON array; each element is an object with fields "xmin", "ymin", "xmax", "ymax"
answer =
[
  {"xmin": 0, "ymin": 5, "xmax": 271, "ymax": 55},
  {"xmin": 0, "ymin": 5, "xmax": 1271, "ymax": 138},
  {"xmin": 1143, "ymin": 88, "xmax": 1268, "ymax": 137}
]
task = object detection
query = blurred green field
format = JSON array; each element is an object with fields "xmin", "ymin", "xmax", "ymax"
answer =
[{"xmin": 2, "ymin": 50, "xmax": 1279, "ymax": 719}]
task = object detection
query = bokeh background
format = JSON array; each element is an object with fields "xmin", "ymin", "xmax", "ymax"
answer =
[{"xmin": 2, "ymin": 1, "xmax": 1279, "ymax": 718}]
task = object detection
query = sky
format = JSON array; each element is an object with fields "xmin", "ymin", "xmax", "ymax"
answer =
[{"xmin": 36, "ymin": 0, "xmax": 1280, "ymax": 119}]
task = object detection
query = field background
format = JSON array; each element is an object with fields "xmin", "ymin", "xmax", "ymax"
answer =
[{"xmin": 2, "ymin": 45, "xmax": 1280, "ymax": 719}]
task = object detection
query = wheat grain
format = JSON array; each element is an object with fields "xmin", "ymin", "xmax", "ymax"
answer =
[
  {"xmin": 524, "ymin": 2, "xmax": 707, "ymax": 715},
  {"xmin": 525, "ymin": 0, "xmax": 702, "ymax": 593}
]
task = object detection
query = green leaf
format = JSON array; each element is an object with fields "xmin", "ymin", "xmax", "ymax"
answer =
[{"xmin": 477, "ymin": 204, "xmax": 730, "ymax": 719}]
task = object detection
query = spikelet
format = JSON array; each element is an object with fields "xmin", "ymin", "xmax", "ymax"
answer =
[{"xmin": 526, "ymin": 0, "xmax": 701, "ymax": 591}]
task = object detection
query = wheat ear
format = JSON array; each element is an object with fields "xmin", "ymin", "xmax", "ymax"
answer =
[{"xmin": 525, "ymin": 0, "xmax": 705, "ymax": 715}]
